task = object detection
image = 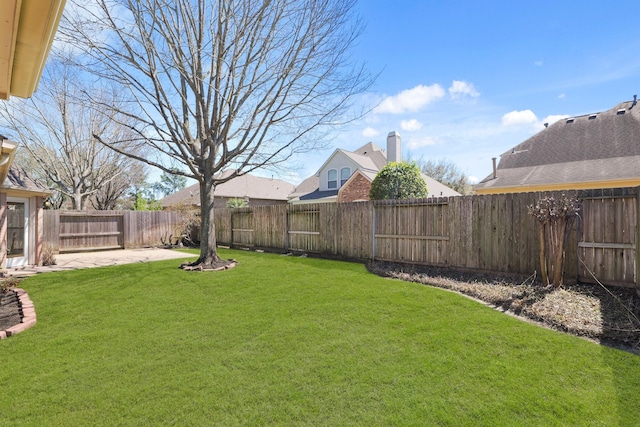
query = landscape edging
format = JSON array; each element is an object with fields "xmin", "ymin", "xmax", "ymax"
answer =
[{"xmin": 1, "ymin": 288, "xmax": 36, "ymax": 339}]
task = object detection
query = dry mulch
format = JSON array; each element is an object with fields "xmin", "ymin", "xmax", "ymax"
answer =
[
  {"xmin": 367, "ymin": 261, "xmax": 640, "ymax": 354},
  {"xmin": 0, "ymin": 290, "xmax": 22, "ymax": 332}
]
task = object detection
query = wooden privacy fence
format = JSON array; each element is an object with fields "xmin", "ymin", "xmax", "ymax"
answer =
[
  {"xmin": 577, "ymin": 188, "xmax": 638, "ymax": 288},
  {"xmin": 44, "ymin": 210, "xmax": 183, "ymax": 253},
  {"xmin": 214, "ymin": 188, "xmax": 640, "ymax": 290}
]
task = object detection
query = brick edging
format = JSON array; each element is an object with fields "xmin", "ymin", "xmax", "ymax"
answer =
[{"xmin": 0, "ymin": 288, "xmax": 36, "ymax": 339}]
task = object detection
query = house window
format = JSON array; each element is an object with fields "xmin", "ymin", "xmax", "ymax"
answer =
[
  {"xmin": 340, "ymin": 167, "xmax": 351, "ymax": 186},
  {"xmin": 328, "ymin": 169, "xmax": 337, "ymax": 189}
]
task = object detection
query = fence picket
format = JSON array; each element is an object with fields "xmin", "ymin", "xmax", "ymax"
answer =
[{"xmin": 43, "ymin": 187, "xmax": 640, "ymax": 290}]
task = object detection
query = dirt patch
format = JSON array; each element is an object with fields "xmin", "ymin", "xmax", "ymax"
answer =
[
  {"xmin": 180, "ymin": 258, "xmax": 238, "ymax": 271},
  {"xmin": 367, "ymin": 261, "xmax": 640, "ymax": 354}
]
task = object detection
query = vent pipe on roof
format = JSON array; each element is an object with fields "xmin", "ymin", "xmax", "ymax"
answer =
[
  {"xmin": 632, "ymin": 95, "xmax": 638, "ymax": 109},
  {"xmin": 544, "ymin": 123, "xmax": 548, "ymax": 128},
  {"xmin": 492, "ymin": 157, "xmax": 497, "ymax": 179}
]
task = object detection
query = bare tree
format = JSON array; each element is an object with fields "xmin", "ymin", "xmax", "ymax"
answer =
[
  {"xmin": 417, "ymin": 158, "xmax": 474, "ymax": 195},
  {"xmin": 90, "ymin": 162, "xmax": 148, "ymax": 209},
  {"xmin": 61, "ymin": 0, "xmax": 372, "ymax": 269},
  {"xmin": 0, "ymin": 59, "xmax": 148, "ymax": 210}
]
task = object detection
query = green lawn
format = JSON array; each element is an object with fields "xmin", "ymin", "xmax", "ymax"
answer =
[{"xmin": 1, "ymin": 249, "xmax": 639, "ymax": 426}]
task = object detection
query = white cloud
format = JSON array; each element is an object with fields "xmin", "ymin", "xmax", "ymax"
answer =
[
  {"xmin": 374, "ymin": 84, "xmax": 445, "ymax": 114},
  {"xmin": 501, "ymin": 110, "xmax": 538, "ymax": 126},
  {"xmin": 400, "ymin": 119, "xmax": 423, "ymax": 131},
  {"xmin": 558, "ymin": 93, "xmax": 566, "ymax": 99},
  {"xmin": 448, "ymin": 80, "xmax": 480, "ymax": 99},
  {"xmin": 535, "ymin": 59, "xmax": 544, "ymax": 67},
  {"xmin": 407, "ymin": 136, "xmax": 438, "ymax": 149},
  {"xmin": 541, "ymin": 114, "xmax": 569, "ymax": 126},
  {"xmin": 468, "ymin": 175, "xmax": 479, "ymax": 184},
  {"xmin": 362, "ymin": 127, "xmax": 380, "ymax": 138}
]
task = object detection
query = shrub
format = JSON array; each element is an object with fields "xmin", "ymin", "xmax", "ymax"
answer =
[
  {"xmin": 370, "ymin": 162, "xmax": 428, "ymax": 200},
  {"xmin": 42, "ymin": 246, "xmax": 57, "ymax": 266},
  {"xmin": 226, "ymin": 198, "xmax": 248, "ymax": 208},
  {"xmin": 528, "ymin": 194, "xmax": 580, "ymax": 287}
]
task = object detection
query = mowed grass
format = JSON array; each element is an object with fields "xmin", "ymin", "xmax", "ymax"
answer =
[{"xmin": 1, "ymin": 249, "xmax": 639, "ymax": 426}]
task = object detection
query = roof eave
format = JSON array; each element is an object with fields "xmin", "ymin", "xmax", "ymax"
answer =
[
  {"xmin": 0, "ymin": 139, "xmax": 18, "ymax": 186},
  {"xmin": 0, "ymin": 0, "xmax": 67, "ymax": 100}
]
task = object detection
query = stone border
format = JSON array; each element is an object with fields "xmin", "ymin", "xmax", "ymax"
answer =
[{"xmin": 0, "ymin": 288, "xmax": 36, "ymax": 339}]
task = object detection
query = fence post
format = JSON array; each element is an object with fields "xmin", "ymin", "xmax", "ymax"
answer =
[
  {"xmin": 636, "ymin": 187, "xmax": 640, "ymax": 295},
  {"xmin": 371, "ymin": 202, "xmax": 376, "ymax": 261},
  {"xmin": 285, "ymin": 205, "xmax": 290, "ymax": 253},
  {"xmin": 122, "ymin": 212, "xmax": 132, "ymax": 249}
]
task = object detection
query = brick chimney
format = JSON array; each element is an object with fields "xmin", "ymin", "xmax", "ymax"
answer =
[{"xmin": 386, "ymin": 131, "xmax": 401, "ymax": 163}]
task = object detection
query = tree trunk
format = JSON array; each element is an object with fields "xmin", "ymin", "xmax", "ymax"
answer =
[
  {"xmin": 198, "ymin": 178, "xmax": 222, "ymax": 265},
  {"xmin": 71, "ymin": 193, "xmax": 83, "ymax": 210},
  {"xmin": 181, "ymin": 176, "xmax": 237, "ymax": 271},
  {"xmin": 538, "ymin": 222, "xmax": 548, "ymax": 285},
  {"xmin": 551, "ymin": 220, "xmax": 568, "ymax": 287}
]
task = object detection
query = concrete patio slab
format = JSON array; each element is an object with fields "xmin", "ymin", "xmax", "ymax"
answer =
[{"xmin": 7, "ymin": 248, "xmax": 197, "ymax": 277}]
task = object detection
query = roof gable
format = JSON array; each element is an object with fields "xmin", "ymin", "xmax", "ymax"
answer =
[{"xmin": 314, "ymin": 148, "xmax": 379, "ymax": 177}]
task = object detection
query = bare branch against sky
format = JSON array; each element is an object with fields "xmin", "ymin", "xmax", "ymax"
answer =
[
  {"xmin": 0, "ymin": 59, "xmax": 148, "ymax": 210},
  {"xmin": 60, "ymin": 0, "xmax": 373, "ymax": 267}
]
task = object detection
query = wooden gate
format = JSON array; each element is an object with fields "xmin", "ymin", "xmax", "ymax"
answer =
[
  {"xmin": 58, "ymin": 212, "xmax": 124, "ymax": 252},
  {"xmin": 578, "ymin": 192, "xmax": 637, "ymax": 288}
]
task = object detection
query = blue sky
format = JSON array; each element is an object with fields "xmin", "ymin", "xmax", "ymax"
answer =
[{"xmin": 287, "ymin": 0, "xmax": 640, "ymax": 184}]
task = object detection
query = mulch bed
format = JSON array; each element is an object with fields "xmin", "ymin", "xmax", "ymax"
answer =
[
  {"xmin": 0, "ymin": 290, "xmax": 22, "ymax": 331},
  {"xmin": 367, "ymin": 261, "xmax": 640, "ymax": 354}
]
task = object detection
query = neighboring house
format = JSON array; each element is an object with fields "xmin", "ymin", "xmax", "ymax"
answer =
[
  {"xmin": 476, "ymin": 98, "xmax": 640, "ymax": 194},
  {"xmin": 0, "ymin": 1, "xmax": 65, "ymax": 270},
  {"xmin": 288, "ymin": 131, "xmax": 461, "ymax": 204},
  {"xmin": 161, "ymin": 171, "xmax": 295, "ymax": 209}
]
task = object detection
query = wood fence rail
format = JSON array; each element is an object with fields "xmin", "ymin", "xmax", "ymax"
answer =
[
  {"xmin": 44, "ymin": 210, "xmax": 183, "ymax": 253},
  {"xmin": 214, "ymin": 188, "xmax": 640, "ymax": 291},
  {"xmin": 41, "ymin": 187, "xmax": 640, "ymax": 291}
]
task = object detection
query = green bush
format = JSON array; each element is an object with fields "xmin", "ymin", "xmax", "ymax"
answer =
[
  {"xmin": 226, "ymin": 198, "xmax": 248, "ymax": 208},
  {"xmin": 370, "ymin": 161, "xmax": 428, "ymax": 200}
]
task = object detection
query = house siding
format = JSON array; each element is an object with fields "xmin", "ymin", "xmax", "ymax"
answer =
[{"xmin": 318, "ymin": 154, "xmax": 358, "ymax": 192}]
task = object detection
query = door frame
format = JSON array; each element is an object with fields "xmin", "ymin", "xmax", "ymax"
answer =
[{"xmin": 6, "ymin": 196, "xmax": 29, "ymax": 268}]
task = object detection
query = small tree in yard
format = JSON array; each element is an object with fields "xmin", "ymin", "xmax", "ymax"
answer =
[
  {"xmin": 370, "ymin": 162, "xmax": 428, "ymax": 200},
  {"xmin": 528, "ymin": 194, "xmax": 580, "ymax": 287},
  {"xmin": 226, "ymin": 198, "xmax": 248, "ymax": 209},
  {"xmin": 61, "ymin": 0, "xmax": 372, "ymax": 270}
]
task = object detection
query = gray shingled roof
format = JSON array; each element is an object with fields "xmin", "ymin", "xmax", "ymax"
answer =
[
  {"xmin": 352, "ymin": 142, "xmax": 387, "ymax": 169},
  {"xmin": 476, "ymin": 100, "xmax": 640, "ymax": 190},
  {"xmin": 2, "ymin": 164, "xmax": 51, "ymax": 195},
  {"xmin": 161, "ymin": 172, "xmax": 295, "ymax": 207}
]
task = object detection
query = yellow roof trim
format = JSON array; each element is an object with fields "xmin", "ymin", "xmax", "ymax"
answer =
[{"xmin": 475, "ymin": 178, "xmax": 640, "ymax": 195}]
